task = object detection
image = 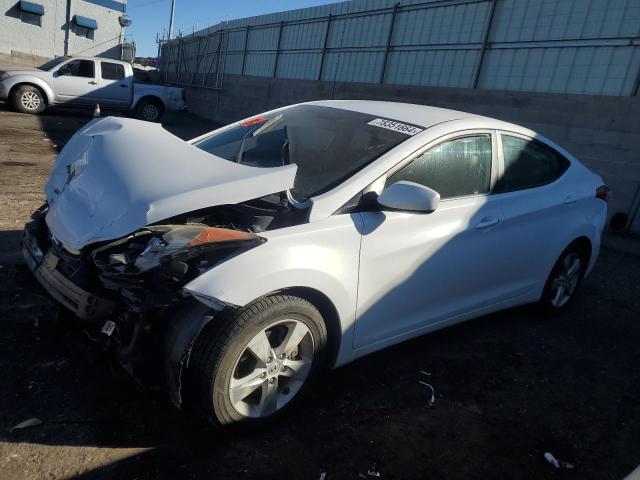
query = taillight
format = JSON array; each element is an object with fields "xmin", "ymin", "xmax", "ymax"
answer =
[{"xmin": 595, "ymin": 185, "xmax": 610, "ymax": 202}]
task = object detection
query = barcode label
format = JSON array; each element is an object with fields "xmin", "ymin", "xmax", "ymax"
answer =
[{"xmin": 367, "ymin": 118, "xmax": 423, "ymax": 136}]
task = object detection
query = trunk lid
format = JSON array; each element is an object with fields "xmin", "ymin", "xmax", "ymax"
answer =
[{"xmin": 45, "ymin": 117, "xmax": 297, "ymax": 250}]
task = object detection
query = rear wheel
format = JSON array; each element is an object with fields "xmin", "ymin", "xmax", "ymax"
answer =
[
  {"xmin": 539, "ymin": 245, "xmax": 587, "ymax": 313},
  {"xmin": 12, "ymin": 85, "xmax": 46, "ymax": 114},
  {"xmin": 136, "ymin": 98, "xmax": 163, "ymax": 122},
  {"xmin": 189, "ymin": 295, "xmax": 327, "ymax": 427}
]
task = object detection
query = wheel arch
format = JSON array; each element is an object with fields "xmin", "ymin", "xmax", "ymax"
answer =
[
  {"xmin": 566, "ymin": 235, "xmax": 592, "ymax": 265},
  {"xmin": 271, "ymin": 286, "xmax": 342, "ymax": 370},
  {"xmin": 9, "ymin": 82, "xmax": 51, "ymax": 104},
  {"xmin": 133, "ymin": 94, "xmax": 165, "ymax": 111}
]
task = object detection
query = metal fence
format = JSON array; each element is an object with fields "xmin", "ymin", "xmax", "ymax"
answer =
[{"xmin": 159, "ymin": 0, "xmax": 640, "ymax": 96}]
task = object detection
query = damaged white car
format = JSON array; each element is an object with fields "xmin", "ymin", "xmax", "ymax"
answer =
[{"xmin": 23, "ymin": 100, "xmax": 608, "ymax": 426}]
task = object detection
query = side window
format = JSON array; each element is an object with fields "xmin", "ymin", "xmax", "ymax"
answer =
[
  {"xmin": 387, "ymin": 135, "xmax": 492, "ymax": 199},
  {"xmin": 101, "ymin": 62, "xmax": 125, "ymax": 80},
  {"xmin": 59, "ymin": 60, "xmax": 95, "ymax": 78},
  {"xmin": 495, "ymin": 135, "xmax": 570, "ymax": 193}
]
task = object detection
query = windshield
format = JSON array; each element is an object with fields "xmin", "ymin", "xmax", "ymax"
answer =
[
  {"xmin": 194, "ymin": 105, "xmax": 419, "ymax": 200},
  {"xmin": 39, "ymin": 57, "xmax": 69, "ymax": 71}
]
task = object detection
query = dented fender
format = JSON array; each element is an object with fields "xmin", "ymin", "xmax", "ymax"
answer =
[{"xmin": 184, "ymin": 213, "xmax": 364, "ymax": 368}]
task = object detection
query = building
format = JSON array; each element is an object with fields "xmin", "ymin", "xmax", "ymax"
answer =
[
  {"xmin": 160, "ymin": 0, "xmax": 640, "ymax": 232},
  {"xmin": 0, "ymin": 0, "xmax": 129, "ymax": 64}
]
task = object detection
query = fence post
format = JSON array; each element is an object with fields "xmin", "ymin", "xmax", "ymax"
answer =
[
  {"xmin": 472, "ymin": 0, "xmax": 497, "ymax": 89},
  {"xmin": 273, "ymin": 21, "xmax": 284, "ymax": 78},
  {"xmin": 241, "ymin": 25, "xmax": 250, "ymax": 75},
  {"xmin": 176, "ymin": 38, "xmax": 183, "ymax": 84},
  {"xmin": 318, "ymin": 14, "xmax": 332, "ymax": 81},
  {"xmin": 380, "ymin": 3, "xmax": 399, "ymax": 84}
]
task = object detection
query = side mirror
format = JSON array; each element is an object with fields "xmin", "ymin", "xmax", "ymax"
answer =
[{"xmin": 377, "ymin": 181, "xmax": 440, "ymax": 213}]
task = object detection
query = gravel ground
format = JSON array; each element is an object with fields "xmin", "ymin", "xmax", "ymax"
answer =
[{"xmin": 0, "ymin": 103, "xmax": 639, "ymax": 480}]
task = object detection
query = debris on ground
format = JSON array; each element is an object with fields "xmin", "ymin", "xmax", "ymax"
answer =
[
  {"xmin": 319, "ymin": 472, "xmax": 326, "ymax": 480},
  {"xmin": 9, "ymin": 418, "xmax": 43, "ymax": 432},
  {"xmin": 367, "ymin": 464, "xmax": 381, "ymax": 477},
  {"xmin": 544, "ymin": 452, "xmax": 575, "ymax": 469},
  {"xmin": 419, "ymin": 371, "xmax": 436, "ymax": 407}
]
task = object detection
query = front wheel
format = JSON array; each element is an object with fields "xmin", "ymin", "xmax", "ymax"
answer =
[
  {"xmin": 12, "ymin": 85, "xmax": 46, "ymax": 114},
  {"xmin": 539, "ymin": 246, "xmax": 587, "ymax": 313},
  {"xmin": 189, "ymin": 295, "xmax": 328, "ymax": 427}
]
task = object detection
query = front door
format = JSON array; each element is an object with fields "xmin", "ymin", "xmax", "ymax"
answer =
[
  {"xmin": 354, "ymin": 132, "xmax": 509, "ymax": 350},
  {"xmin": 53, "ymin": 59, "xmax": 98, "ymax": 105}
]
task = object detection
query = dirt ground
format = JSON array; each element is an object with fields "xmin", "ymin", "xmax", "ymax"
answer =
[{"xmin": 0, "ymin": 102, "xmax": 639, "ymax": 480}]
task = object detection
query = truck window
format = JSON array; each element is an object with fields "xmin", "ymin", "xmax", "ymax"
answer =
[
  {"xmin": 59, "ymin": 60, "xmax": 95, "ymax": 78},
  {"xmin": 101, "ymin": 62, "xmax": 125, "ymax": 81}
]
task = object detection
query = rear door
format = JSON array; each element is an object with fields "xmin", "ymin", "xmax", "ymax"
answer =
[
  {"xmin": 355, "ymin": 131, "xmax": 511, "ymax": 350},
  {"xmin": 493, "ymin": 131, "xmax": 573, "ymax": 294},
  {"xmin": 53, "ymin": 59, "xmax": 98, "ymax": 105},
  {"xmin": 95, "ymin": 61, "xmax": 130, "ymax": 108}
]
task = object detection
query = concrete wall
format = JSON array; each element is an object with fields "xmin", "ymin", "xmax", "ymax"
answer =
[
  {"xmin": 0, "ymin": 0, "xmax": 126, "ymax": 59},
  {"xmin": 0, "ymin": 50, "xmax": 51, "ymax": 67},
  {"xmin": 184, "ymin": 75, "xmax": 640, "ymax": 231}
]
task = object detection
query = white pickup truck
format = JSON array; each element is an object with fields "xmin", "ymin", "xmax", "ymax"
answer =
[{"xmin": 0, "ymin": 56, "xmax": 185, "ymax": 122}]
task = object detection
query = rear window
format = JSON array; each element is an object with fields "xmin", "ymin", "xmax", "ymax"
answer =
[
  {"xmin": 101, "ymin": 62, "xmax": 125, "ymax": 80},
  {"xmin": 194, "ymin": 105, "xmax": 418, "ymax": 200}
]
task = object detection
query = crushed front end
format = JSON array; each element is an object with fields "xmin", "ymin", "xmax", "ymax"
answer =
[{"xmin": 22, "ymin": 197, "xmax": 305, "ymax": 403}]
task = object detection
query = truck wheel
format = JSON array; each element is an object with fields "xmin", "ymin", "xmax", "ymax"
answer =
[
  {"xmin": 137, "ymin": 98, "xmax": 163, "ymax": 122},
  {"xmin": 188, "ymin": 295, "xmax": 328, "ymax": 427},
  {"xmin": 12, "ymin": 85, "xmax": 46, "ymax": 114}
]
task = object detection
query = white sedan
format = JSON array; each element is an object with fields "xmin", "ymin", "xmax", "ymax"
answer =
[{"xmin": 23, "ymin": 100, "xmax": 608, "ymax": 427}]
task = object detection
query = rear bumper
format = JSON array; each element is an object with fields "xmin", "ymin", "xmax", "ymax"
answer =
[{"xmin": 22, "ymin": 227, "xmax": 114, "ymax": 320}]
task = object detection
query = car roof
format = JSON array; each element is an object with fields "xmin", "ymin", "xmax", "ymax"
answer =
[
  {"xmin": 69, "ymin": 55, "xmax": 130, "ymax": 66},
  {"xmin": 307, "ymin": 100, "xmax": 487, "ymax": 129}
]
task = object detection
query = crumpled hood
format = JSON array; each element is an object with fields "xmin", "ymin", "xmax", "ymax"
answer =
[{"xmin": 45, "ymin": 117, "xmax": 297, "ymax": 250}]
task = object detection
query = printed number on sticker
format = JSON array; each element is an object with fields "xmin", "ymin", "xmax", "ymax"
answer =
[
  {"xmin": 367, "ymin": 118, "xmax": 423, "ymax": 136},
  {"xmin": 101, "ymin": 320, "xmax": 116, "ymax": 337}
]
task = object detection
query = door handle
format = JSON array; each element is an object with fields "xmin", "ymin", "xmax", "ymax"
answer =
[
  {"xmin": 474, "ymin": 216, "xmax": 500, "ymax": 229},
  {"xmin": 88, "ymin": 81, "xmax": 97, "ymax": 85},
  {"xmin": 119, "ymin": 84, "xmax": 128, "ymax": 88},
  {"xmin": 564, "ymin": 195, "xmax": 577, "ymax": 206}
]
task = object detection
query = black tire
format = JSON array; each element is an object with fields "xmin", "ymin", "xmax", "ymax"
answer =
[
  {"xmin": 188, "ymin": 295, "xmax": 328, "ymax": 428},
  {"xmin": 538, "ymin": 244, "xmax": 588, "ymax": 314},
  {"xmin": 12, "ymin": 85, "xmax": 46, "ymax": 114},
  {"xmin": 136, "ymin": 98, "xmax": 163, "ymax": 122}
]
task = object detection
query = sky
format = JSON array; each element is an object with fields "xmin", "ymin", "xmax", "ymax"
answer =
[{"xmin": 124, "ymin": 0, "xmax": 341, "ymax": 57}]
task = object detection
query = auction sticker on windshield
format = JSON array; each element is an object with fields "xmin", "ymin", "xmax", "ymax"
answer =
[{"xmin": 367, "ymin": 118, "xmax": 423, "ymax": 136}]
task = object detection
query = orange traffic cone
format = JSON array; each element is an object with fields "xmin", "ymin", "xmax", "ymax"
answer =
[{"xmin": 93, "ymin": 104, "xmax": 101, "ymax": 118}]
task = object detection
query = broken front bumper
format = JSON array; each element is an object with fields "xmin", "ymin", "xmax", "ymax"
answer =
[{"xmin": 22, "ymin": 225, "xmax": 114, "ymax": 320}]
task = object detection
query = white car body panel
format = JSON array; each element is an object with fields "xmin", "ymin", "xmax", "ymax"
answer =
[
  {"xmin": 44, "ymin": 117, "xmax": 297, "ymax": 250},
  {"xmin": 181, "ymin": 102, "xmax": 606, "ymax": 367},
  {"xmin": 183, "ymin": 213, "xmax": 365, "ymax": 365},
  {"xmin": 38, "ymin": 100, "xmax": 607, "ymax": 371}
]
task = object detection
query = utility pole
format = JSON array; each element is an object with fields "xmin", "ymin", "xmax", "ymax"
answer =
[{"xmin": 168, "ymin": 0, "xmax": 177, "ymax": 39}]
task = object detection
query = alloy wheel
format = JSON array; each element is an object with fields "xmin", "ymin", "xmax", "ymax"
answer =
[
  {"xmin": 549, "ymin": 252, "xmax": 582, "ymax": 308},
  {"xmin": 228, "ymin": 319, "xmax": 314, "ymax": 418},
  {"xmin": 142, "ymin": 103, "xmax": 159, "ymax": 121},
  {"xmin": 21, "ymin": 92, "xmax": 41, "ymax": 110}
]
